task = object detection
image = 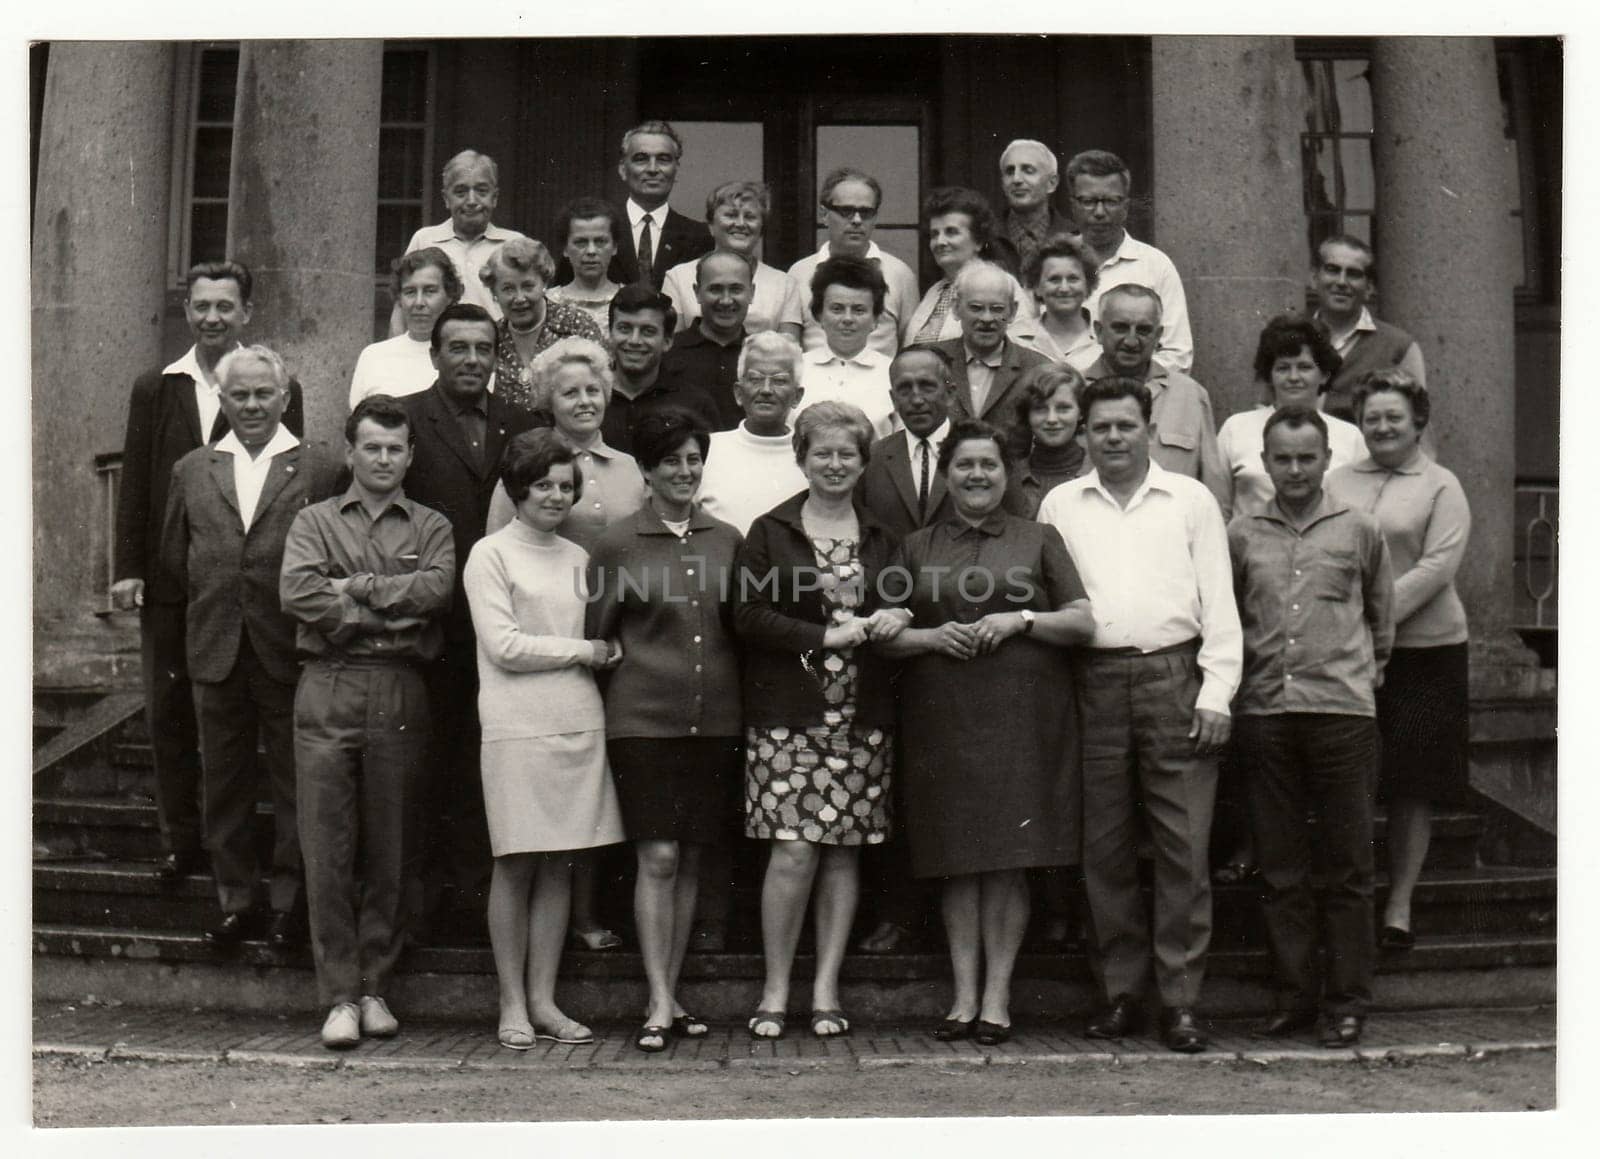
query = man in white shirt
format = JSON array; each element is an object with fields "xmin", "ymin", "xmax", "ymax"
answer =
[
  {"xmin": 799, "ymin": 255, "xmax": 897, "ymax": 439},
  {"xmin": 160, "ymin": 345, "xmax": 333, "ymax": 951},
  {"xmin": 1065, "ymin": 149, "xmax": 1193, "ymax": 373},
  {"xmin": 392, "ymin": 150, "xmax": 528, "ymax": 332},
  {"xmin": 789, "ymin": 167, "xmax": 920, "ymax": 357},
  {"xmin": 1038, "ymin": 375, "xmax": 1242, "ymax": 1054}
]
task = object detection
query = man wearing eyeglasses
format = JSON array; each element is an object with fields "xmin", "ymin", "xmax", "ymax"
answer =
[
  {"xmin": 1066, "ymin": 149, "xmax": 1193, "ymax": 374},
  {"xmin": 789, "ymin": 167, "xmax": 920, "ymax": 358},
  {"xmin": 992, "ymin": 139, "xmax": 1075, "ymax": 278}
]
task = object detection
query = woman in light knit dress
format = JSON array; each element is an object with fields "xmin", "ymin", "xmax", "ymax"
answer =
[
  {"xmin": 1328, "ymin": 370, "xmax": 1472, "ymax": 953},
  {"xmin": 463, "ymin": 428, "xmax": 625, "ymax": 1050}
]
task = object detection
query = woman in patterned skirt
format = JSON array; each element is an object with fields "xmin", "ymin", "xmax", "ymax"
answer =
[{"xmin": 733, "ymin": 401, "xmax": 909, "ymax": 1040}]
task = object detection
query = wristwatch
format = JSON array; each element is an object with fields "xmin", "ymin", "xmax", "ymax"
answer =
[{"xmin": 1018, "ymin": 609, "xmax": 1036, "ymax": 635}]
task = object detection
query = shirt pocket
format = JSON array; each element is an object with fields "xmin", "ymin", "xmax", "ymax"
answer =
[
  {"xmin": 1155, "ymin": 428, "xmax": 1197, "ymax": 453},
  {"xmin": 1311, "ymin": 550, "xmax": 1360, "ymax": 601}
]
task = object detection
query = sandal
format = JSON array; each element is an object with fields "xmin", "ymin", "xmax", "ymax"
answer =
[
  {"xmin": 747, "ymin": 1009, "xmax": 787, "ymax": 1039},
  {"xmin": 533, "ymin": 1017, "xmax": 594, "ymax": 1045},
  {"xmin": 1212, "ymin": 862, "xmax": 1259, "ymax": 886},
  {"xmin": 671, "ymin": 1013, "xmax": 710, "ymax": 1039},
  {"xmin": 497, "ymin": 1021, "xmax": 535, "ymax": 1051},
  {"xmin": 635, "ymin": 1024, "xmax": 670, "ymax": 1053},
  {"xmin": 567, "ymin": 927, "xmax": 623, "ymax": 952},
  {"xmin": 810, "ymin": 1009, "xmax": 851, "ymax": 1038}
]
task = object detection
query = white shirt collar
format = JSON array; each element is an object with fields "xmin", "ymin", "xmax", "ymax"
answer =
[
  {"xmin": 164, "ymin": 343, "xmax": 239, "ymax": 387},
  {"xmin": 1099, "ymin": 232, "xmax": 1152, "ymax": 269},
  {"xmin": 904, "ymin": 418, "xmax": 951, "ymax": 453},
  {"xmin": 804, "ymin": 345, "xmax": 883, "ymax": 369},
  {"xmin": 626, "ymin": 199, "xmax": 669, "ymax": 229},
  {"xmin": 1082, "ymin": 457, "xmax": 1176, "ymax": 508},
  {"xmin": 214, "ymin": 424, "xmax": 300, "ymax": 461},
  {"xmin": 813, "ymin": 240, "xmax": 884, "ymax": 262}
]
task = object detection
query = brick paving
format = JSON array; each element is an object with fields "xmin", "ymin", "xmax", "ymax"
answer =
[{"xmin": 33, "ymin": 1001, "xmax": 1554, "ymax": 1072}]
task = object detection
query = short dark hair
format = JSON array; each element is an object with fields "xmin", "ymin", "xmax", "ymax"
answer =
[
  {"xmin": 501, "ymin": 427, "xmax": 582, "ymax": 505},
  {"xmin": 1022, "ymin": 233, "xmax": 1099, "ymax": 297},
  {"xmin": 819, "ymin": 166, "xmax": 883, "ymax": 209},
  {"xmin": 431, "ymin": 302, "xmax": 496, "ymax": 352},
  {"xmin": 1252, "ymin": 314, "xmax": 1342, "ymax": 388},
  {"xmin": 186, "ymin": 260, "xmax": 253, "ymax": 303},
  {"xmin": 1080, "ymin": 375, "xmax": 1153, "ymax": 425},
  {"xmin": 1352, "ymin": 369, "xmax": 1431, "ymax": 431},
  {"xmin": 1317, "ymin": 233, "xmax": 1377, "ymax": 280},
  {"xmin": 1262, "ymin": 404, "xmax": 1330, "ymax": 452},
  {"xmin": 631, "ymin": 406, "xmax": 711, "ymax": 471},
  {"xmin": 554, "ymin": 197, "xmax": 624, "ymax": 254},
  {"xmin": 890, "ymin": 343, "xmax": 955, "ymax": 381},
  {"xmin": 921, "ymin": 187, "xmax": 998, "ymax": 252},
  {"xmin": 1010, "ymin": 364, "xmax": 1086, "ymax": 455},
  {"xmin": 345, "ymin": 394, "xmax": 413, "ymax": 445},
  {"xmin": 938, "ymin": 418, "xmax": 1014, "ymax": 477},
  {"xmin": 809, "ymin": 254, "xmax": 887, "ymax": 320},
  {"xmin": 608, "ymin": 282, "xmax": 677, "ymax": 334},
  {"xmin": 392, "ymin": 246, "xmax": 464, "ymax": 304},
  {"xmin": 1064, "ymin": 149, "xmax": 1133, "ymax": 192}
]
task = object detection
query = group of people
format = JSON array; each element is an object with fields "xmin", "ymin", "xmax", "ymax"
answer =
[{"xmin": 112, "ymin": 118, "xmax": 1470, "ymax": 1057}]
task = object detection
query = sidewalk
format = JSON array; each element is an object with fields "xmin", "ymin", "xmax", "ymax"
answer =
[{"xmin": 34, "ymin": 1002, "xmax": 1555, "ymax": 1073}]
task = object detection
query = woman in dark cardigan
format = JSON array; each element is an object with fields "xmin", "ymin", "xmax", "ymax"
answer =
[{"xmin": 734, "ymin": 400, "xmax": 909, "ymax": 1041}]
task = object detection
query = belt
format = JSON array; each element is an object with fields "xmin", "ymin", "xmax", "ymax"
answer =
[
  {"xmin": 304, "ymin": 653, "xmax": 422, "ymax": 671},
  {"xmin": 1082, "ymin": 637, "xmax": 1200, "ymax": 659}
]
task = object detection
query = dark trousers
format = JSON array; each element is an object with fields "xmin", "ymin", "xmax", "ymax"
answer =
[
  {"xmin": 192, "ymin": 635, "xmax": 301, "ymax": 915},
  {"xmin": 295, "ymin": 660, "xmax": 429, "ymax": 1006},
  {"xmin": 140, "ymin": 601, "xmax": 202, "ymax": 855},
  {"xmin": 1076, "ymin": 645, "xmax": 1216, "ymax": 1008},
  {"xmin": 1235, "ymin": 713, "xmax": 1377, "ymax": 1017},
  {"xmin": 420, "ymin": 650, "xmax": 490, "ymax": 911}
]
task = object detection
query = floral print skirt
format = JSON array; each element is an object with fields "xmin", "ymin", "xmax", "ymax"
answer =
[{"xmin": 743, "ymin": 717, "xmax": 893, "ymax": 846}]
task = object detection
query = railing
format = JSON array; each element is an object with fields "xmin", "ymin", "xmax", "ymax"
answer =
[
  {"xmin": 1513, "ymin": 480, "xmax": 1558, "ymax": 633},
  {"xmin": 92, "ymin": 451, "xmax": 122, "ymax": 616}
]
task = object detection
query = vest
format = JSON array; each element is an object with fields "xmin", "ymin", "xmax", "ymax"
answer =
[{"xmin": 1323, "ymin": 317, "xmax": 1417, "ymax": 421}]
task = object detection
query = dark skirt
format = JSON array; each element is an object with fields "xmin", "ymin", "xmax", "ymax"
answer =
[
  {"xmin": 607, "ymin": 736, "xmax": 743, "ymax": 846},
  {"xmin": 1376, "ymin": 642, "xmax": 1470, "ymax": 805}
]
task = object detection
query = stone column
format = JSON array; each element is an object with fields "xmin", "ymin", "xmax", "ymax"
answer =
[
  {"xmin": 1151, "ymin": 37, "xmax": 1306, "ymax": 413},
  {"xmin": 31, "ymin": 44, "xmax": 174, "ymax": 650},
  {"xmin": 1370, "ymin": 38, "xmax": 1527, "ymax": 658},
  {"xmin": 227, "ymin": 41, "xmax": 383, "ymax": 455}
]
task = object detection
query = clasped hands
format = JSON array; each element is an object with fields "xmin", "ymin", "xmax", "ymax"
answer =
[
  {"xmin": 821, "ymin": 608, "xmax": 912, "ymax": 650},
  {"xmin": 925, "ymin": 612, "xmax": 1026, "ymax": 660}
]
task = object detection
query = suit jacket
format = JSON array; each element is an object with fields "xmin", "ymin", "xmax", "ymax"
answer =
[
  {"xmin": 552, "ymin": 204, "xmax": 714, "ymax": 291},
  {"xmin": 116, "ymin": 367, "xmax": 305, "ymax": 604},
  {"xmin": 400, "ymin": 383, "xmax": 538, "ymax": 648},
  {"xmin": 935, "ymin": 337, "xmax": 1051, "ymax": 432},
  {"xmin": 160, "ymin": 439, "xmax": 333, "ymax": 685},
  {"xmin": 989, "ymin": 206, "xmax": 1077, "ymax": 277},
  {"xmin": 856, "ymin": 431, "xmax": 955, "ymax": 546}
]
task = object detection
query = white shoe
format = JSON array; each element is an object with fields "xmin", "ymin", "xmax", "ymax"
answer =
[
  {"xmin": 321, "ymin": 1002, "xmax": 361, "ymax": 1049},
  {"xmin": 359, "ymin": 995, "xmax": 399, "ymax": 1038}
]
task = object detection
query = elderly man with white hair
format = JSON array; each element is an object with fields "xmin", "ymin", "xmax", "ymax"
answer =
[
  {"xmin": 930, "ymin": 260, "xmax": 1051, "ymax": 426},
  {"xmin": 992, "ymin": 138, "xmax": 1075, "ymax": 277},
  {"xmin": 160, "ymin": 344, "xmax": 334, "ymax": 950},
  {"xmin": 696, "ymin": 331, "xmax": 810, "ymax": 536}
]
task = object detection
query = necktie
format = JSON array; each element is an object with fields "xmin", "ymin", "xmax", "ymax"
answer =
[
  {"xmin": 914, "ymin": 281, "xmax": 956, "ymax": 342},
  {"xmin": 917, "ymin": 439, "xmax": 931, "ymax": 521},
  {"xmin": 636, "ymin": 214, "xmax": 655, "ymax": 283}
]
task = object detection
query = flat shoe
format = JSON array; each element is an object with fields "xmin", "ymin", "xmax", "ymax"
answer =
[
  {"xmin": 635, "ymin": 1024, "xmax": 670, "ymax": 1053},
  {"xmin": 748, "ymin": 1010, "xmax": 787, "ymax": 1040},
  {"xmin": 973, "ymin": 1020, "xmax": 1011, "ymax": 1046},
  {"xmin": 671, "ymin": 1013, "xmax": 709, "ymax": 1038},
  {"xmin": 568, "ymin": 927, "xmax": 623, "ymax": 952},
  {"xmin": 1378, "ymin": 925, "xmax": 1415, "ymax": 952},
  {"xmin": 810, "ymin": 1009, "xmax": 851, "ymax": 1037},
  {"xmin": 497, "ymin": 1022, "xmax": 535, "ymax": 1051},
  {"xmin": 533, "ymin": 1018, "xmax": 594, "ymax": 1045},
  {"xmin": 932, "ymin": 1017, "xmax": 974, "ymax": 1042}
]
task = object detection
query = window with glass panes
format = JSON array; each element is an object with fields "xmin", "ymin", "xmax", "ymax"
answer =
[
  {"xmin": 1299, "ymin": 55, "xmax": 1375, "ymax": 261},
  {"xmin": 183, "ymin": 46, "xmax": 239, "ymax": 270}
]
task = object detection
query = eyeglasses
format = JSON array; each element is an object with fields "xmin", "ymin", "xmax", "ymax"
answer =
[
  {"xmin": 1072, "ymin": 196, "xmax": 1127, "ymax": 211},
  {"xmin": 740, "ymin": 373, "xmax": 796, "ymax": 390},
  {"xmin": 823, "ymin": 202, "xmax": 879, "ymax": 222}
]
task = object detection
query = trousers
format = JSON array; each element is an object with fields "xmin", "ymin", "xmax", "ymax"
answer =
[{"xmin": 140, "ymin": 601, "xmax": 202, "ymax": 855}]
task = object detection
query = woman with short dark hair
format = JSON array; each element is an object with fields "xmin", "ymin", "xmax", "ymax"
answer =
[
  {"xmin": 1003, "ymin": 363, "xmax": 1090, "ymax": 519},
  {"xmin": 349, "ymin": 247, "xmax": 464, "ymax": 407},
  {"xmin": 549, "ymin": 197, "xmax": 626, "ymax": 331},
  {"xmin": 905, "ymin": 187, "xmax": 1030, "ymax": 344}
]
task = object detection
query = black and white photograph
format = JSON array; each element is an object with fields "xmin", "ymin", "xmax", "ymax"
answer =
[{"xmin": 16, "ymin": 3, "xmax": 1580, "ymax": 1147}]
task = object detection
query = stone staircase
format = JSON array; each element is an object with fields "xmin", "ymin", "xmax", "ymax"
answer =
[{"xmin": 32, "ymin": 687, "xmax": 1557, "ymax": 1022}]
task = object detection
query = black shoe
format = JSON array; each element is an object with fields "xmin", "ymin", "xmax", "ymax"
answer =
[
  {"xmin": 1160, "ymin": 1006, "xmax": 1208, "ymax": 1053},
  {"xmin": 1377, "ymin": 925, "xmax": 1415, "ymax": 952},
  {"xmin": 1085, "ymin": 994, "xmax": 1141, "ymax": 1040},
  {"xmin": 973, "ymin": 1020, "xmax": 1012, "ymax": 1046},
  {"xmin": 266, "ymin": 911, "xmax": 303, "ymax": 949},
  {"xmin": 205, "ymin": 911, "xmax": 251, "ymax": 946},
  {"xmin": 1321, "ymin": 1014, "xmax": 1364, "ymax": 1047},
  {"xmin": 1252, "ymin": 1009, "xmax": 1319, "ymax": 1038},
  {"xmin": 155, "ymin": 850, "xmax": 200, "ymax": 883},
  {"xmin": 932, "ymin": 1017, "xmax": 974, "ymax": 1042}
]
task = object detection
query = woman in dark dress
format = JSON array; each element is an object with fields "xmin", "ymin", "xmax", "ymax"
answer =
[
  {"xmin": 879, "ymin": 419, "xmax": 1095, "ymax": 1045},
  {"xmin": 586, "ymin": 408, "xmax": 743, "ymax": 1051}
]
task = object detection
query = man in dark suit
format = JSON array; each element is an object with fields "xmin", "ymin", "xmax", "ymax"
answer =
[
  {"xmin": 606, "ymin": 120, "xmax": 713, "ymax": 290},
  {"xmin": 933, "ymin": 261, "xmax": 1051, "ymax": 432},
  {"xmin": 113, "ymin": 260, "xmax": 304, "ymax": 884},
  {"xmin": 400, "ymin": 303, "xmax": 538, "ymax": 931},
  {"xmin": 850, "ymin": 343, "xmax": 961, "ymax": 953},
  {"xmin": 160, "ymin": 344, "xmax": 328, "ymax": 949}
]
